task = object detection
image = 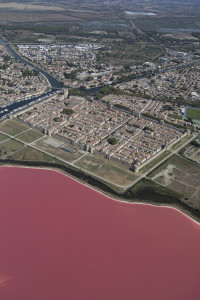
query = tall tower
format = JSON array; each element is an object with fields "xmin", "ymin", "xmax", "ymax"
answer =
[
  {"xmin": 187, "ymin": 129, "xmax": 191, "ymax": 135},
  {"xmin": 47, "ymin": 129, "xmax": 52, "ymax": 137},
  {"xmin": 64, "ymin": 88, "xmax": 69, "ymax": 99}
]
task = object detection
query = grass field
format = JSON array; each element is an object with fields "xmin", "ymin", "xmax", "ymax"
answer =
[
  {"xmin": 17, "ymin": 129, "xmax": 43, "ymax": 143},
  {"xmin": 0, "ymin": 139, "xmax": 24, "ymax": 157},
  {"xmin": 0, "ymin": 133, "xmax": 9, "ymax": 142},
  {"xmin": 148, "ymin": 154, "xmax": 200, "ymax": 209},
  {"xmin": 0, "ymin": 120, "xmax": 29, "ymax": 136},
  {"xmin": 186, "ymin": 108, "xmax": 200, "ymax": 121},
  {"xmin": 75, "ymin": 153, "xmax": 138, "ymax": 187},
  {"xmin": 11, "ymin": 146, "xmax": 58, "ymax": 163},
  {"xmin": 139, "ymin": 151, "xmax": 170, "ymax": 174},
  {"xmin": 171, "ymin": 134, "xmax": 193, "ymax": 151}
]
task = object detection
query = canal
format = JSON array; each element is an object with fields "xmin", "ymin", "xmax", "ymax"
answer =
[{"xmin": 0, "ymin": 37, "xmax": 63, "ymax": 118}]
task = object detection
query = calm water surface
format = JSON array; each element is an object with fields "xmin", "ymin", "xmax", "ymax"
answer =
[{"xmin": 0, "ymin": 167, "xmax": 200, "ymax": 300}]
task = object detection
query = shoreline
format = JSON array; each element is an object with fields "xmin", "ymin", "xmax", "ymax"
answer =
[{"xmin": 1, "ymin": 162, "xmax": 200, "ymax": 225}]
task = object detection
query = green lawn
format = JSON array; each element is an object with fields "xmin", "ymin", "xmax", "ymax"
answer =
[
  {"xmin": 11, "ymin": 146, "xmax": 57, "ymax": 162},
  {"xmin": 171, "ymin": 134, "xmax": 193, "ymax": 151},
  {"xmin": 17, "ymin": 129, "xmax": 43, "ymax": 143},
  {"xmin": 186, "ymin": 108, "xmax": 200, "ymax": 121},
  {"xmin": 0, "ymin": 139, "xmax": 24, "ymax": 157},
  {"xmin": 139, "ymin": 151, "xmax": 170, "ymax": 174},
  {"xmin": 0, "ymin": 120, "xmax": 30, "ymax": 136},
  {"xmin": 0, "ymin": 132, "xmax": 9, "ymax": 142}
]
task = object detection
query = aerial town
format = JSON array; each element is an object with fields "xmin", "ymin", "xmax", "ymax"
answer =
[
  {"xmin": 17, "ymin": 43, "xmax": 115, "ymax": 88},
  {"xmin": 0, "ymin": 0, "xmax": 199, "ymax": 205},
  {"xmin": 0, "ymin": 39, "xmax": 200, "ymax": 172},
  {"xmin": 0, "ymin": 44, "xmax": 47, "ymax": 106},
  {"xmin": 118, "ymin": 64, "xmax": 200, "ymax": 102},
  {"xmin": 1, "ymin": 1, "xmax": 200, "ymax": 299},
  {"xmin": 17, "ymin": 91, "xmax": 186, "ymax": 171}
]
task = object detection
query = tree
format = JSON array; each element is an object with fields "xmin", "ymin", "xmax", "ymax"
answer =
[
  {"xmin": 61, "ymin": 108, "xmax": 74, "ymax": 115},
  {"xmin": 191, "ymin": 140, "xmax": 200, "ymax": 148},
  {"xmin": 107, "ymin": 137, "xmax": 118, "ymax": 145},
  {"xmin": 3, "ymin": 55, "xmax": 10, "ymax": 62},
  {"xmin": 86, "ymin": 76, "xmax": 93, "ymax": 81},
  {"xmin": 64, "ymin": 71, "xmax": 76, "ymax": 80}
]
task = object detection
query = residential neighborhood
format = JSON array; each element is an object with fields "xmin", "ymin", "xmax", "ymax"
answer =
[
  {"xmin": 17, "ymin": 92, "xmax": 185, "ymax": 170},
  {"xmin": 0, "ymin": 44, "xmax": 47, "ymax": 106}
]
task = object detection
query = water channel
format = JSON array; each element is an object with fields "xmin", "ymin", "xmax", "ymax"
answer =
[{"xmin": 0, "ymin": 37, "xmax": 63, "ymax": 118}]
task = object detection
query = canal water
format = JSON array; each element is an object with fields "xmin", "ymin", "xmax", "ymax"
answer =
[
  {"xmin": 0, "ymin": 38, "xmax": 62, "ymax": 89},
  {"xmin": 0, "ymin": 166, "xmax": 200, "ymax": 300},
  {"xmin": 0, "ymin": 37, "xmax": 63, "ymax": 118},
  {"xmin": 0, "ymin": 37, "xmax": 103, "ymax": 118}
]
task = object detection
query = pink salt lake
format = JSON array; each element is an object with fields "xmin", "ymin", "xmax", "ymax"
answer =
[{"xmin": 0, "ymin": 167, "xmax": 200, "ymax": 300}]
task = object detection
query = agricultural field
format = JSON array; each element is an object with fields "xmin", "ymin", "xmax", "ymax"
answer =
[
  {"xmin": 0, "ymin": 2, "xmax": 117, "ymax": 24},
  {"xmin": 148, "ymin": 154, "xmax": 200, "ymax": 209}
]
